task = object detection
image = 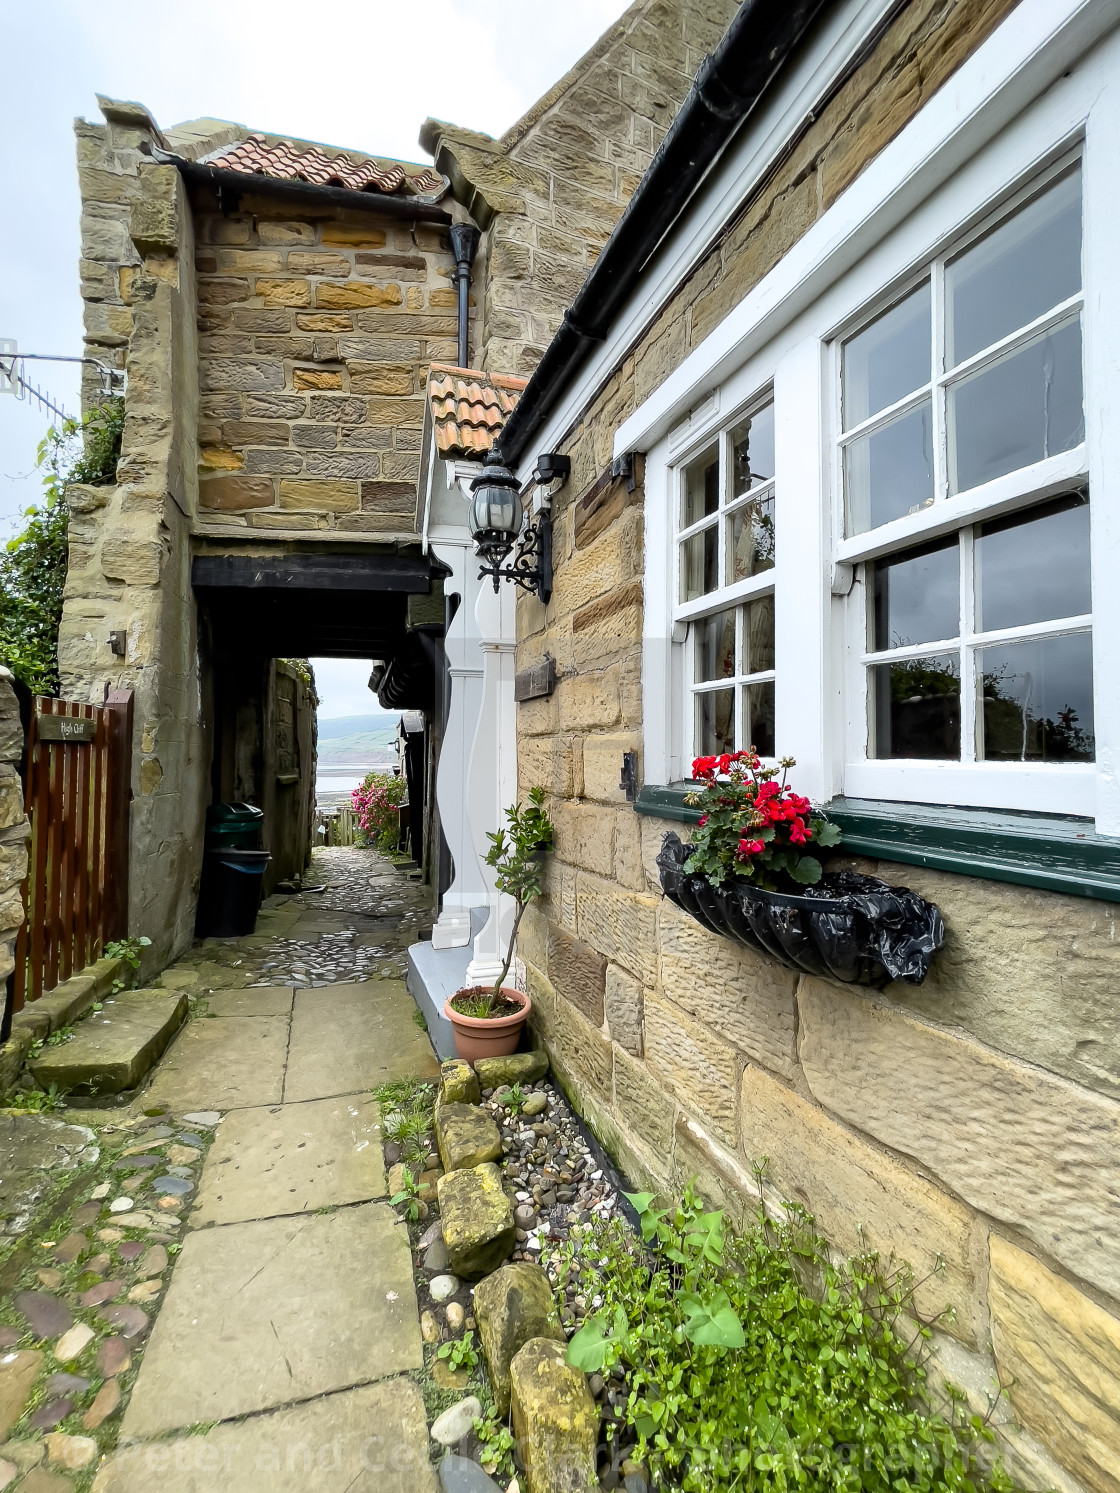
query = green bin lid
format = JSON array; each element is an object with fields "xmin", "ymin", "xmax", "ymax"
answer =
[{"xmin": 206, "ymin": 802, "xmax": 264, "ymax": 827}]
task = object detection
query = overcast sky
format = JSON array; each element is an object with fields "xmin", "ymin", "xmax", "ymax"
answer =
[{"xmin": 0, "ymin": 0, "xmax": 631, "ymax": 538}]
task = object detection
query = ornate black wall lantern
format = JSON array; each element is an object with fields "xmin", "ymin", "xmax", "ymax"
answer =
[{"xmin": 468, "ymin": 449, "xmax": 569, "ymax": 605}]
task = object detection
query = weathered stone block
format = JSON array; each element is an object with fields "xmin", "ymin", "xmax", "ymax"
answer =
[
  {"xmin": 574, "ymin": 875, "xmax": 659, "ymax": 986},
  {"xmin": 582, "ymin": 733, "xmax": 638, "ymax": 804},
  {"xmin": 198, "ymin": 277, "xmax": 251, "ymax": 305},
  {"xmin": 286, "ymin": 252, "xmax": 352, "ymax": 276},
  {"xmin": 510, "ymin": 1338, "xmax": 597, "ymax": 1493},
  {"xmin": 315, "ymin": 281, "xmax": 402, "ymax": 310},
  {"xmin": 202, "ymin": 359, "xmax": 285, "ymax": 393},
  {"xmin": 348, "ymin": 364, "xmax": 414, "ymax": 395},
  {"xmin": 440, "ymin": 1059, "xmax": 480, "ymax": 1107},
  {"xmin": 798, "ymin": 981, "xmax": 1120, "ymax": 1300},
  {"xmin": 293, "ymin": 369, "xmax": 342, "ymax": 390},
  {"xmin": 435, "ymin": 1103, "xmax": 502, "ymax": 1173},
  {"xmin": 277, "ymin": 479, "xmax": 359, "ymax": 513},
  {"xmin": 320, "ymin": 223, "xmax": 387, "ymax": 248},
  {"xmin": 198, "ymin": 476, "xmax": 274, "ymax": 512},
  {"xmin": 303, "ymin": 453, "xmax": 380, "ymax": 479},
  {"xmin": 255, "ymin": 278, "xmax": 312, "ymax": 308},
  {"xmin": 643, "ymin": 989, "xmax": 740, "ymax": 1148},
  {"xmin": 218, "ymin": 249, "xmax": 283, "ymax": 273},
  {"xmin": 257, "ymin": 221, "xmax": 314, "ymax": 245},
  {"xmin": 547, "ymin": 927, "xmax": 605, "ymax": 1026},
  {"xmin": 475, "ymin": 1264, "xmax": 564, "ymax": 1417},
  {"xmin": 297, "ymin": 313, "xmax": 353, "ymax": 331},
  {"xmin": 659, "ymin": 900, "xmax": 799, "ymax": 1080},
  {"xmin": 100, "ymin": 538, "xmax": 161, "ymax": 586},
  {"xmin": 604, "ymin": 963, "xmax": 642, "ymax": 1055},
  {"xmin": 473, "ymin": 1051, "xmax": 548, "ymax": 1089},
  {"xmin": 740, "ymin": 1066, "xmax": 978, "ymax": 1341},
  {"xmin": 989, "ymin": 1235, "xmax": 1120, "ymax": 1493},
  {"xmin": 436, "ymin": 1163, "xmax": 515, "ymax": 1279},
  {"xmin": 612, "ymin": 1044, "xmax": 674, "ymax": 1156},
  {"xmin": 551, "ymin": 800, "xmax": 613, "ymax": 877},
  {"xmin": 557, "ymin": 667, "xmax": 620, "ymax": 731}
]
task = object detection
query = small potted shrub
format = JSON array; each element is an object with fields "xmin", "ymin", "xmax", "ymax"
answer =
[{"xmin": 445, "ymin": 787, "xmax": 554, "ymax": 1061}]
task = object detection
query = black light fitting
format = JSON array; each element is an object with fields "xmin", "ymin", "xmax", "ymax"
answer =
[{"xmin": 469, "ymin": 449, "xmax": 552, "ymax": 605}]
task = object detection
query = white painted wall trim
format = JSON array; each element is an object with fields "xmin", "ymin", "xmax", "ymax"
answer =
[{"xmin": 615, "ymin": 0, "xmax": 1120, "ymax": 459}]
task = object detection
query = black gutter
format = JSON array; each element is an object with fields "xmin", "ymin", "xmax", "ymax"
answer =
[
  {"xmin": 498, "ymin": 0, "xmax": 832, "ymax": 466},
  {"xmin": 145, "ymin": 147, "xmax": 453, "ymax": 225}
]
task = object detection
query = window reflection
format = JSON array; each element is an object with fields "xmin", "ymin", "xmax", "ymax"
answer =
[
  {"xmin": 947, "ymin": 169, "xmax": 1082, "ymax": 366},
  {"xmin": 977, "ymin": 495, "xmax": 1090, "ymax": 631},
  {"xmin": 697, "ymin": 609, "xmax": 736, "ymax": 682},
  {"xmin": 978, "ymin": 632, "xmax": 1094, "ymax": 762},
  {"xmin": 731, "ymin": 405, "xmax": 775, "ymax": 493},
  {"xmin": 744, "ymin": 682, "xmax": 775, "ymax": 757},
  {"xmin": 843, "ymin": 282, "xmax": 931, "ymax": 426},
  {"xmin": 871, "ymin": 653, "xmax": 960, "ymax": 759},
  {"xmin": 873, "ymin": 540, "xmax": 959, "ymax": 651},
  {"xmin": 845, "ymin": 400, "xmax": 934, "ymax": 534},
  {"xmin": 683, "ymin": 446, "xmax": 719, "ymax": 527},
  {"xmin": 681, "ymin": 526, "xmax": 718, "ymax": 601},
  {"xmin": 697, "ymin": 689, "xmax": 735, "ymax": 756}
]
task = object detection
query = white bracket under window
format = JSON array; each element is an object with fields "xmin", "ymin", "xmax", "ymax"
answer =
[{"xmin": 831, "ymin": 561, "xmax": 855, "ymax": 596}]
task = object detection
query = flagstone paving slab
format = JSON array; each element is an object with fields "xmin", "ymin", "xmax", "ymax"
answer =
[
  {"xmin": 93, "ymin": 1378, "xmax": 435, "ymax": 1491},
  {"xmin": 142, "ymin": 1017, "xmax": 289, "ymax": 1112},
  {"xmin": 202, "ymin": 988, "xmax": 294, "ymax": 1018},
  {"xmin": 29, "ymin": 993, "xmax": 188, "ymax": 1095},
  {"xmin": 284, "ymin": 982, "xmax": 437, "ymax": 1102},
  {"xmin": 120, "ymin": 1202, "xmax": 421, "ymax": 1439},
  {"xmin": 189, "ymin": 1094, "xmax": 385, "ymax": 1228}
]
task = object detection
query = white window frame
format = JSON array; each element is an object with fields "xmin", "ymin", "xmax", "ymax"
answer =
[
  {"xmin": 673, "ymin": 398, "xmax": 777, "ymax": 761},
  {"xmin": 634, "ymin": 0, "xmax": 1120, "ymax": 830}
]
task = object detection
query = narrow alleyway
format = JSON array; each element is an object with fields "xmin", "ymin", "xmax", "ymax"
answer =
[{"xmin": 88, "ymin": 846, "xmax": 441, "ymax": 1490}]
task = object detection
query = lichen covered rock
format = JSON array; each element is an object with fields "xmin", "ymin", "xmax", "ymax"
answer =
[
  {"xmin": 474, "ymin": 1051, "xmax": 549, "ymax": 1090},
  {"xmin": 475, "ymin": 1263, "xmax": 565, "ymax": 1416},
  {"xmin": 510, "ymin": 1337, "xmax": 597, "ymax": 1493},
  {"xmin": 437, "ymin": 1163, "xmax": 515, "ymax": 1279},
  {"xmin": 440, "ymin": 1059, "xmax": 481, "ymax": 1107},
  {"xmin": 436, "ymin": 1103, "xmax": 502, "ymax": 1173}
]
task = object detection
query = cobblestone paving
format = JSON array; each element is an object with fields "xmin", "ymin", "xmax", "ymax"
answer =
[{"xmin": 0, "ymin": 847, "xmax": 438, "ymax": 1491}]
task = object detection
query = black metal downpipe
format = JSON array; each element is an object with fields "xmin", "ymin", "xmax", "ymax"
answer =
[
  {"xmin": 449, "ymin": 224, "xmax": 481, "ymax": 369},
  {"xmin": 498, "ymin": 0, "xmax": 833, "ymax": 465}
]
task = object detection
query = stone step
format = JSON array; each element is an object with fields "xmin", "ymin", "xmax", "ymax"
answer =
[{"xmin": 29, "ymin": 991, "xmax": 189, "ymax": 1095}]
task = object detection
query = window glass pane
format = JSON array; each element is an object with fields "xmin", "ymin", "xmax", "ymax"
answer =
[
  {"xmin": 842, "ymin": 282, "xmax": 931, "ymax": 427},
  {"xmin": 744, "ymin": 682, "xmax": 775, "ymax": 757},
  {"xmin": 696, "ymin": 609, "xmax": 736, "ymax": 682},
  {"xmin": 949, "ymin": 317, "xmax": 1083, "ymax": 494},
  {"xmin": 873, "ymin": 539, "xmax": 959, "ymax": 652},
  {"xmin": 697, "ymin": 688, "xmax": 735, "ymax": 756},
  {"xmin": 845, "ymin": 400, "xmax": 933, "ymax": 534},
  {"xmin": 731, "ymin": 404, "xmax": 775, "ymax": 495},
  {"xmin": 871, "ymin": 653, "xmax": 960, "ymax": 758},
  {"xmin": 976, "ymin": 495, "xmax": 1090, "ymax": 633},
  {"xmin": 726, "ymin": 492, "xmax": 775, "ymax": 582},
  {"xmin": 682, "ymin": 445, "xmax": 719, "ymax": 527},
  {"xmin": 744, "ymin": 596, "xmax": 774, "ymax": 675},
  {"xmin": 947, "ymin": 169, "xmax": 1082, "ymax": 366},
  {"xmin": 978, "ymin": 632, "xmax": 1094, "ymax": 761},
  {"xmin": 680, "ymin": 525, "xmax": 718, "ymax": 601}
]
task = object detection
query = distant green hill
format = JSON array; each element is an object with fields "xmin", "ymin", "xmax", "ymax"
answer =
[{"xmin": 317, "ymin": 713, "xmax": 399, "ymax": 765}]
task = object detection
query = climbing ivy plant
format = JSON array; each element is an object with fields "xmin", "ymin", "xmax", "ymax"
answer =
[{"xmin": 0, "ymin": 399, "xmax": 123, "ymax": 695}]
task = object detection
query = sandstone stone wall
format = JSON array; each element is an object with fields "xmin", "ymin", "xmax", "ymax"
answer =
[
  {"xmin": 62, "ymin": 98, "xmax": 206, "ymax": 970},
  {"xmin": 422, "ymin": 0, "xmax": 739, "ymax": 379},
  {"xmin": 513, "ymin": 2, "xmax": 1120, "ymax": 1488},
  {"xmin": 193, "ymin": 201, "xmax": 460, "ymax": 537},
  {"xmin": 0, "ymin": 670, "xmax": 28, "ymax": 1001}
]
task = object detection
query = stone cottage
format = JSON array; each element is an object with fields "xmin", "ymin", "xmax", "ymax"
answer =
[
  {"xmin": 60, "ymin": 0, "xmax": 735, "ymax": 969},
  {"xmin": 479, "ymin": 0, "xmax": 1120, "ymax": 1488}
]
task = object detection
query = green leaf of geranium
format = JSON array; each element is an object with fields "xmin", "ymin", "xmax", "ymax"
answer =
[
  {"xmin": 813, "ymin": 819, "xmax": 843, "ymax": 846},
  {"xmin": 787, "ymin": 855, "xmax": 822, "ymax": 885}
]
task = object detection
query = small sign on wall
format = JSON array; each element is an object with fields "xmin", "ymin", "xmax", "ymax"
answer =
[{"xmin": 38, "ymin": 716, "xmax": 97, "ymax": 743}]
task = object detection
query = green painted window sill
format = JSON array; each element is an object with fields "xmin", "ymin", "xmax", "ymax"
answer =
[{"xmin": 634, "ymin": 785, "xmax": 1120, "ymax": 903}]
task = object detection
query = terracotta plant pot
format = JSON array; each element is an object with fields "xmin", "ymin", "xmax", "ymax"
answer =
[{"xmin": 444, "ymin": 986, "xmax": 532, "ymax": 1062}]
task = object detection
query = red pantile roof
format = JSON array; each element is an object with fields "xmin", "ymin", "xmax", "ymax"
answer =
[
  {"xmin": 428, "ymin": 365, "xmax": 528, "ymax": 458},
  {"xmin": 203, "ymin": 134, "xmax": 445, "ymax": 198}
]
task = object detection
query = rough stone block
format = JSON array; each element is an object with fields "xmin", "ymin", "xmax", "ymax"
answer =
[
  {"xmin": 612, "ymin": 1044, "xmax": 674, "ymax": 1157},
  {"xmin": 531, "ymin": 976, "xmax": 612, "ymax": 1109},
  {"xmin": 659, "ymin": 900, "xmax": 799, "ymax": 1080},
  {"xmin": 546, "ymin": 927, "xmax": 605, "ymax": 1026},
  {"xmin": 473, "ymin": 1051, "xmax": 548, "ymax": 1089},
  {"xmin": 30, "ymin": 991, "xmax": 187, "ymax": 1094},
  {"xmin": 435, "ymin": 1103, "xmax": 502, "ymax": 1173},
  {"xmin": 255, "ymin": 278, "xmax": 311, "ymax": 308},
  {"xmin": 219, "ymin": 249, "xmax": 283, "ymax": 273},
  {"xmin": 316, "ymin": 281, "xmax": 402, "ymax": 310},
  {"xmin": 740, "ymin": 1066, "xmax": 978, "ymax": 1341},
  {"xmin": 199, "ymin": 476, "xmax": 274, "ymax": 512},
  {"xmin": 798, "ymin": 981, "xmax": 1120, "ymax": 1301},
  {"xmin": 551, "ymin": 801, "xmax": 614, "ymax": 877},
  {"xmin": 202, "ymin": 358, "xmax": 285, "ymax": 392},
  {"xmin": 320, "ymin": 223, "xmax": 387, "ymax": 248},
  {"xmin": 348, "ymin": 364, "xmax": 415, "ymax": 396},
  {"xmin": 0, "ymin": 772, "xmax": 24, "ymax": 832},
  {"xmin": 604, "ymin": 964, "xmax": 643, "ymax": 1055},
  {"xmin": 509, "ymin": 1338, "xmax": 597, "ymax": 1493},
  {"xmin": 257, "ymin": 221, "xmax": 314, "ymax": 245},
  {"xmin": 557, "ymin": 667, "xmax": 620, "ymax": 731},
  {"xmin": 286, "ymin": 252, "xmax": 351, "ymax": 276},
  {"xmin": 988, "ymin": 1235, "xmax": 1120, "ymax": 1493},
  {"xmin": 440, "ymin": 1059, "xmax": 480, "ymax": 1107},
  {"xmin": 436, "ymin": 1164, "xmax": 515, "ymax": 1280},
  {"xmin": 303, "ymin": 452, "xmax": 380, "ymax": 479},
  {"xmin": 277, "ymin": 479, "xmax": 359, "ymax": 513},
  {"xmin": 582, "ymin": 733, "xmax": 638, "ymax": 804},
  {"xmin": 100, "ymin": 538, "xmax": 161, "ymax": 587},
  {"xmin": 574, "ymin": 875, "xmax": 659, "ymax": 986},
  {"xmin": 293, "ymin": 368, "xmax": 343, "ymax": 390},
  {"xmin": 475, "ymin": 1264, "xmax": 564, "ymax": 1417},
  {"xmin": 644, "ymin": 988, "xmax": 740, "ymax": 1148}
]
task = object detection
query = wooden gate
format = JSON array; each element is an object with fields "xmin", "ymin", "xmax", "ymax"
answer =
[{"xmin": 11, "ymin": 690, "xmax": 133, "ymax": 1010}]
